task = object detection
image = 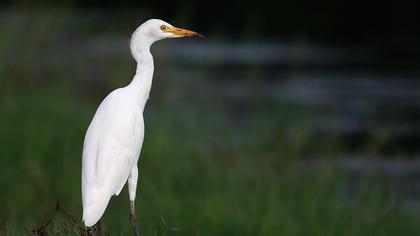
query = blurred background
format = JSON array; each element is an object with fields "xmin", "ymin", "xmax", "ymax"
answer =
[{"xmin": 1, "ymin": 0, "xmax": 420, "ymax": 235}]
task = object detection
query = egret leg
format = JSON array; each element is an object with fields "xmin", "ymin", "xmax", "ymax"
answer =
[
  {"xmin": 86, "ymin": 220, "xmax": 102, "ymax": 236},
  {"xmin": 129, "ymin": 200, "xmax": 140, "ymax": 236}
]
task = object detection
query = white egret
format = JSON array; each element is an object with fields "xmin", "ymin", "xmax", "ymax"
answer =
[{"xmin": 81, "ymin": 19, "xmax": 202, "ymax": 236}]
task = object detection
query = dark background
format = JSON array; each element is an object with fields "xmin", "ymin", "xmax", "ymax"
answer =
[
  {"xmin": 3, "ymin": 0, "xmax": 420, "ymax": 41},
  {"xmin": 1, "ymin": 0, "xmax": 420, "ymax": 235}
]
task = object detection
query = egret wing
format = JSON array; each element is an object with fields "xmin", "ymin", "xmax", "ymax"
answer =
[{"xmin": 81, "ymin": 90, "xmax": 141, "ymax": 226}]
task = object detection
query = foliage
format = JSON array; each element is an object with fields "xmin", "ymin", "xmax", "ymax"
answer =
[{"xmin": 0, "ymin": 83, "xmax": 419, "ymax": 236}]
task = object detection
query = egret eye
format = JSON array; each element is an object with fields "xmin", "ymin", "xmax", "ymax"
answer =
[{"xmin": 160, "ymin": 25, "xmax": 167, "ymax": 31}]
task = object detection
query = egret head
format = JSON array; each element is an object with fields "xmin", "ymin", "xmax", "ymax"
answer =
[{"xmin": 130, "ymin": 19, "xmax": 202, "ymax": 60}]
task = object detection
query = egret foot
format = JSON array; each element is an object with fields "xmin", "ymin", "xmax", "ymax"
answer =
[
  {"xmin": 129, "ymin": 200, "xmax": 140, "ymax": 236},
  {"xmin": 86, "ymin": 220, "xmax": 102, "ymax": 236}
]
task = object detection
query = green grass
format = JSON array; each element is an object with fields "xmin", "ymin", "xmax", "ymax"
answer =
[
  {"xmin": 0, "ymin": 10, "xmax": 419, "ymax": 235},
  {"xmin": 0, "ymin": 81, "xmax": 419, "ymax": 236}
]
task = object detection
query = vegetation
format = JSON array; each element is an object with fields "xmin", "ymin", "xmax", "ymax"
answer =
[
  {"xmin": 1, "ymin": 9, "xmax": 419, "ymax": 236},
  {"xmin": 0, "ymin": 80, "xmax": 419, "ymax": 235}
]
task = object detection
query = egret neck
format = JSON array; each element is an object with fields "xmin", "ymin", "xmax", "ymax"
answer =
[{"xmin": 129, "ymin": 36, "xmax": 155, "ymax": 108}]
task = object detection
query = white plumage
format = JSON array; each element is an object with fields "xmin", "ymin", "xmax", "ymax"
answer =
[{"xmin": 81, "ymin": 19, "xmax": 202, "ymax": 230}]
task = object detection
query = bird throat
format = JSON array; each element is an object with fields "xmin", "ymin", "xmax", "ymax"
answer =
[{"xmin": 130, "ymin": 45, "xmax": 155, "ymax": 108}]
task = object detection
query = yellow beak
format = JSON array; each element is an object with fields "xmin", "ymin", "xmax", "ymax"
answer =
[{"xmin": 164, "ymin": 26, "xmax": 203, "ymax": 38}]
